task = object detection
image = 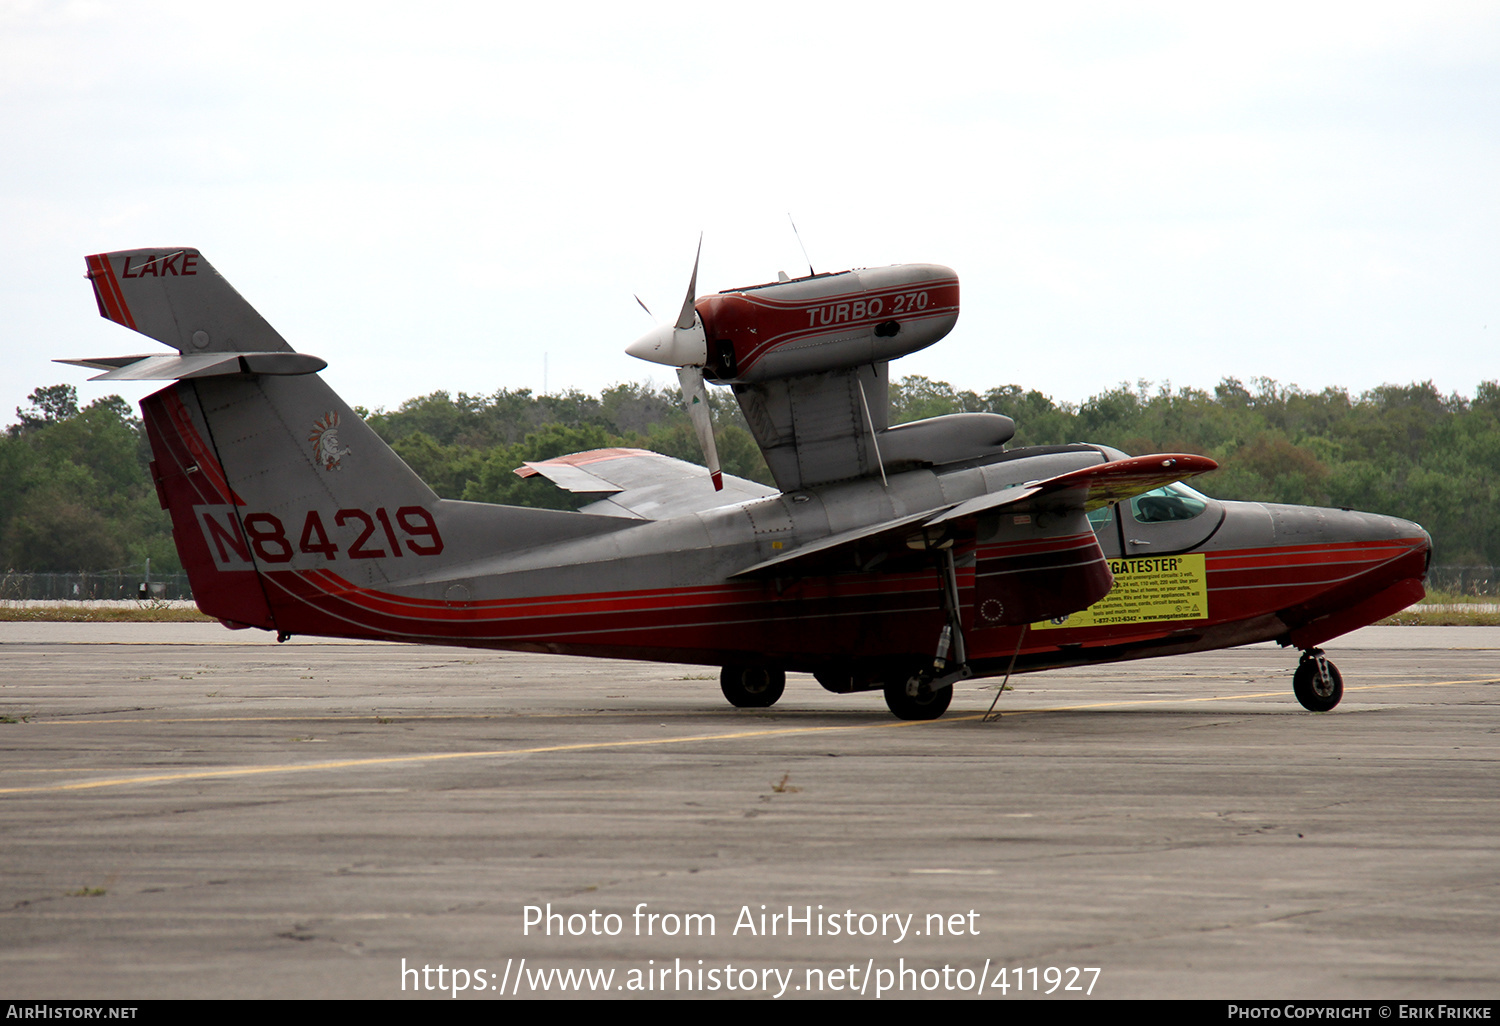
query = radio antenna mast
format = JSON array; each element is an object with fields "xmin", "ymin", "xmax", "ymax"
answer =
[{"xmin": 788, "ymin": 213, "xmax": 814, "ymax": 277}]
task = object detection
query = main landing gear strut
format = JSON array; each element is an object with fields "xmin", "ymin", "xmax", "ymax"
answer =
[
  {"xmin": 1293, "ymin": 648, "xmax": 1343, "ymax": 712},
  {"xmin": 884, "ymin": 547, "xmax": 971, "ymax": 721}
]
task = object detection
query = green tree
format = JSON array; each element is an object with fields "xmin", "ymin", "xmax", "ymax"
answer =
[
  {"xmin": 0, "ymin": 390, "xmax": 173, "ymax": 572},
  {"xmin": 10, "ymin": 370, "xmax": 1500, "ymax": 570},
  {"xmin": 10, "ymin": 384, "xmax": 80, "ymax": 436}
]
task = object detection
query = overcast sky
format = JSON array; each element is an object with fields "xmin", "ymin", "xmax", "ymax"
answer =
[{"xmin": 3, "ymin": 1, "xmax": 1497, "ymax": 427}]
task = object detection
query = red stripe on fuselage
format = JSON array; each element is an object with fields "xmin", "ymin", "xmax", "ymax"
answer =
[
  {"xmin": 1206, "ymin": 539, "xmax": 1416, "ymax": 572},
  {"xmin": 286, "ymin": 564, "xmax": 953, "ymax": 626},
  {"xmin": 233, "ymin": 530, "xmax": 1426, "ymax": 666},
  {"xmin": 1205, "ymin": 539, "xmax": 1422, "ymax": 595},
  {"xmin": 259, "ymin": 567, "xmax": 949, "ymax": 657}
]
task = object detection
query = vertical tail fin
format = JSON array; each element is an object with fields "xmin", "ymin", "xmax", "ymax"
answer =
[
  {"xmin": 96, "ymin": 248, "xmax": 630, "ymax": 639},
  {"xmin": 77, "ymin": 247, "xmax": 440, "ymax": 628},
  {"xmin": 139, "ymin": 371, "xmax": 451, "ymax": 631}
]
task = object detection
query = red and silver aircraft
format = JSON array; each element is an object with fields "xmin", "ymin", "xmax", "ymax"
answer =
[{"xmin": 63, "ymin": 247, "xmax": 1431, "ymax": 719}]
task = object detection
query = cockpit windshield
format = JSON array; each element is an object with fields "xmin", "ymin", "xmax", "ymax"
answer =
[{"xmin": 1129, "ymin": 483, "xmax": 1209, "ymax": 524}]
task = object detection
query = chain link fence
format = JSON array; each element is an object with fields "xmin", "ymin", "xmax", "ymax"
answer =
[
  {"xmin": 0, "ymin": 569, "xmax": 194, "ymax": 602},
  {"xmin": 1424, "ymin": 566, "xmax": 1498, "ymax": 598}
]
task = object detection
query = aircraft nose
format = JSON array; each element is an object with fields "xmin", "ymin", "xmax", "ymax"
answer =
[
  {"xmin": 1322, "ymin": 507, "xmax": 1433, "ymax": 575},
  {"xmin": 1403, "ymin": 517, "xmax": 1433, "ymax": 567},
  {"xmin": 1370, "ymin": 511, "xmax": 1430, "ymax": 552},
  {"xmin": 626, "ymin": 323, "xmax": 677, "ymax": 365},
  {"xmin": 1270, "ymin": 504, "xmax": 1429, "ymax": 551},
  {"xmin": 626, "ymin": 322, "xmax": 709, "ymax": 368}
]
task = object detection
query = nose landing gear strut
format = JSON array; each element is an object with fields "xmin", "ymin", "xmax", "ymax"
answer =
[{"xmin": 1293, "ymin": 648, "xmax": 1343, "ymax": 712}]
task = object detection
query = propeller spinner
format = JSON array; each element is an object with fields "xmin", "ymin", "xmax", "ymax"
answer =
[{"xmin": 627, "ymin": 237, "xmax": 722, "ymax": 491}]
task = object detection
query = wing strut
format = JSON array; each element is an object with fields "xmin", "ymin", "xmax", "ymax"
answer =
[{"xmin": 857, "ymin": 365, "xmax": 888, "ymax": 489}]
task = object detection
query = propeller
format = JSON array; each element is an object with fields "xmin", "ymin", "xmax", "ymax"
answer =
[{"xmin": 626, "ymin": 236, "xmax": 722, "ymax": 491}]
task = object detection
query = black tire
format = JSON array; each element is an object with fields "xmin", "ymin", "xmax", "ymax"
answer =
[
  {"xmin": 883, "ymin": 677, "xmax": 953, "ymax": 720},
  {"xmin": 1293, "ymin": 655, "xmax": 1343, "ymax": 712},
  {"xmin": 720, "ymin": 665, "xmax": 786, "ymax": 708}
]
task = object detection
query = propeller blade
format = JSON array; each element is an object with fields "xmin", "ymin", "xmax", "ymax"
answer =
[
  {"xmin": 626, "ymin": 234, "xmax": 709, "ymax": 367},
  {"xmin": 634, "ymin": 294, "xmax": 654, "ymax": 319},
  {"xmin": 674, "ymin": 233, "xmax": 702, "ymax": 331},
  {"xmin": 676, "ymin": 365, "xmax": 722, "ymax": 491}
]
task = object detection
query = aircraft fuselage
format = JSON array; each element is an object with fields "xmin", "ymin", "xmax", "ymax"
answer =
[{"xmin": 154, "ymin": 406, "xmax": 1427, "ymax": 690}]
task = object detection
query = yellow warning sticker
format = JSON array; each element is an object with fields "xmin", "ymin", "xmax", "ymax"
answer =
[{"xmin": 1033, "ymin": 553, "xmax": 1208, "ymax": 630}]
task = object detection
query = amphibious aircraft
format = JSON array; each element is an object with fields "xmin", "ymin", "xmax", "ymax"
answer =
[{"xmin": 63, "ymin": 246, "xmax": 1431, "ymax": 719}]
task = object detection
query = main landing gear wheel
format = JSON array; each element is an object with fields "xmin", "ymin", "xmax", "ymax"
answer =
[
  {"xmin": 720, "ymin": 665, "xmax": 786, "ymax": 708},
  {"xmin": 883, "ymin": 677, "xmax": 953, "ymax": 721},
  {"xmin": 1293, "ymin": 649, "xmax": 1343, "ymax": 712}
]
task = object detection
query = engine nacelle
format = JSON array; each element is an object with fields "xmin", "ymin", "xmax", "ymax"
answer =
[{"xmin": 697, "ymin": 264, "xmax": 959, "ymax": 383}]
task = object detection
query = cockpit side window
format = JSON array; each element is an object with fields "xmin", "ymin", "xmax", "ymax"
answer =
[
  {"xmin": 1085, "ymin": 501, "xmax": 1121, "ymax": 558},
  {"xmin": 1129, "ymin": 484, "xmax": 1208, "ymax": 524}
]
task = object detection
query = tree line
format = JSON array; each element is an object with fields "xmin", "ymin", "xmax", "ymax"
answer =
[{"xmin": 3, "ymin": 374, "xmax": 1497, "ymax": 572}]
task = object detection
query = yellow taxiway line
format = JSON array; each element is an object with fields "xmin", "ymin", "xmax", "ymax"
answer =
[{"xmin": 2, "ymin": 676, "xmax": 1495, "ymax": 796}]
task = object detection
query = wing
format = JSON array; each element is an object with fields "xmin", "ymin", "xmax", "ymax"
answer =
[
  {"xmin": 732, "ymin": 454, "xmax": 1218, "ymax": 579},
  {"xmin": 515, "ymin": 448, "xmax": 776, "ymax": 520},
  {"xmin": 926, "ymin": 453, "xmax": 1219, "ymax": 525},
  {"xmin": 729, "ymin": 451, "xmax": 1215, "ymax": 629}
]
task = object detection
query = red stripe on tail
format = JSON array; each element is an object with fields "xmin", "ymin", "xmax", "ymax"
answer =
[{"xmin": 84, "ymin": 253, "xmax": 137, "ymax": 330}]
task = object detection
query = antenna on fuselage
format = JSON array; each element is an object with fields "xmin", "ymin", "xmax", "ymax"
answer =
[{"xmin": 788, "ymin": 213, "xmax": 814, "ymax": 278}]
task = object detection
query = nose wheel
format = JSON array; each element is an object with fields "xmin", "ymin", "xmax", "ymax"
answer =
[{"xmin": 1293, "ymin": 649, "xmax": 1343, "ymax": 712}]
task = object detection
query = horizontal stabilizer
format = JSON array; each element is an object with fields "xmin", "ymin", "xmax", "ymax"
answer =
[
  {"xmin": 516, "ymin": 448, "xmax": 775, "ymax": 520},
  {"xmin": 84, "ymin": 249, "xmax": 292, "ymax": 354},
  {"xmin": 56, "ymin": 352, "xmax": 327, "ymax": 381}
]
